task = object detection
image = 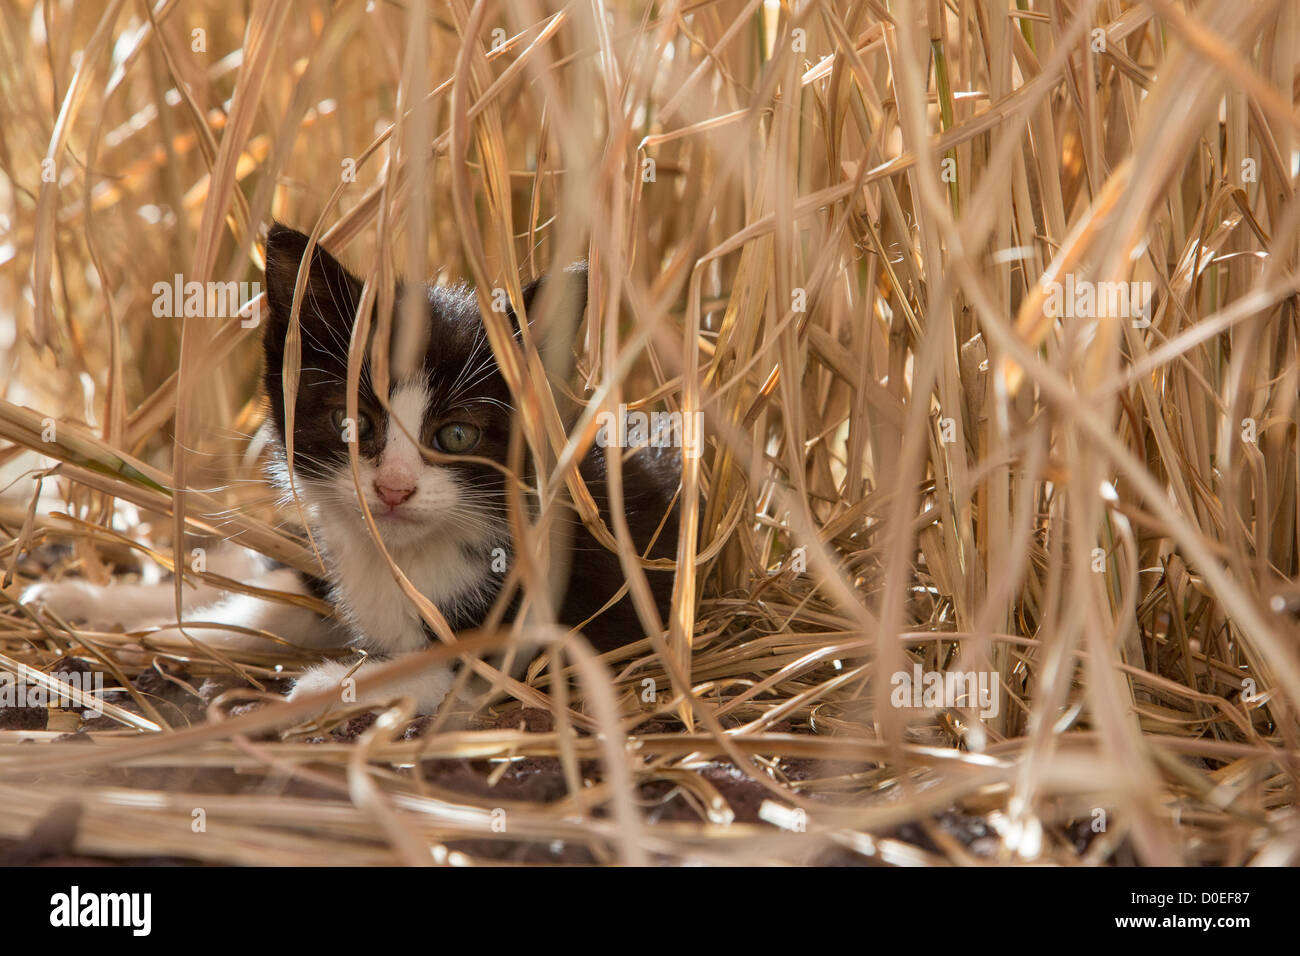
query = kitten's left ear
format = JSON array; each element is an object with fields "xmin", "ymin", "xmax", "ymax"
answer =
[
  {"xmin": 262, "ymin": 223, "xmax": 365, "ymax": 357},
  {"xmin": 514, "ymin": 261, "xmax": 588, "ymax": 337}
]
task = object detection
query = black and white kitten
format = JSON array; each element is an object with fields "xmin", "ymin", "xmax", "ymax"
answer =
[{"xmin": 23, "ymin": 224, "xmax": 681, "ymax": 713}]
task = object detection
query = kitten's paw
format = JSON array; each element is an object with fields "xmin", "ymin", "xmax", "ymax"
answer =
[
  {"xmin": 288, "ymin": 657, "xmax": 456, "ymax": 715},
  {"xmin": 288, "ymin": 660, "xmax": 355, "ymax": 707},
  {"xmin": 20, "ymin": 580, "xmax": 120, "ymax": 628}
]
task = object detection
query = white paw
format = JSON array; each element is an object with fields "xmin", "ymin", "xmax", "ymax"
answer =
[
  {"xmin": 288, "ymin": 657, "xmax": 456, "ymax": 715},
  {"xmin": 288, "ymin": 660, "xmax": 355, "ymax": 705},
  {"xmin": 20, "ymin": 580, "xmax": 120, "ymax": 628}
]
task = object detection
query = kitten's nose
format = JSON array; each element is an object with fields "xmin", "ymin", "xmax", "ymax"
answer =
[{"xmin": 374, "ymin": 481, "xmax": 415, "ymax": 509}]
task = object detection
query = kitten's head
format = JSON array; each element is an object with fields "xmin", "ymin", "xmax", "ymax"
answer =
[{"xmin": 261, "ymin": 223, "xmax": 585, "ymax": 553}]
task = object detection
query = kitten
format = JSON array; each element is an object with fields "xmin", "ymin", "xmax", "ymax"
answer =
[{"xmin": 22, "ymin": 224, "xmax": 682, "ymax": 714}]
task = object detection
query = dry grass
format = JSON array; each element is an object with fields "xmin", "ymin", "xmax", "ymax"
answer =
[{"xmin": 1, "ymin": 0, "xmax": 1299, "ymax": 865}]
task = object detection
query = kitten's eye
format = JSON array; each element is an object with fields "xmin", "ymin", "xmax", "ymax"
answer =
[
  {"xmin": 330, "ymin": 408, "xmax": 374, "ymax": 442},
  {"xmin": 434, "ymin": 422, "xmax": 481, "ymax": 454}
]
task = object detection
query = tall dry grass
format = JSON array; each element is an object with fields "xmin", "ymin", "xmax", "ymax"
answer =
[{"xmin": 0, "ymin": 0, "xmax": 1298, "ymax": 865}]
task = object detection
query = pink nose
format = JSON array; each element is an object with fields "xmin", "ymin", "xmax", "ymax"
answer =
[{"xmin": 374, "ymin": 482, "xmax": 415, "ymax": 509}]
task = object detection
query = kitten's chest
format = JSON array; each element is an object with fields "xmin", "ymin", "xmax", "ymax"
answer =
[{"xmin": 321, "ymin": 527, "xmax": 499, "ymax": 654}]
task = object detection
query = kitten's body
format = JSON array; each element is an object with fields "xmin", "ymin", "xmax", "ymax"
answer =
[{"xmin": 24, "ymin": 225, "xmax": 681, "ymax": 713}]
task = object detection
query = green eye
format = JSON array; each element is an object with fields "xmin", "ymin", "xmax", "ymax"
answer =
[
  {"xmin": 330, "ymin": 408, "xmax": 374, "ymax": 442},
  {"xmin": 435, "ymin": 422, "xmax": 481, "ymax": 454}
]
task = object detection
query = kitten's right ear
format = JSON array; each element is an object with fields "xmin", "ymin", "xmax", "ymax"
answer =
[
  {"xmin": 263, "ymin": 223, "xmax": 363, "ymax": 352},
  {"xmin": 513, "ymin": 261, "xmax": 588, "ymax": 341}
]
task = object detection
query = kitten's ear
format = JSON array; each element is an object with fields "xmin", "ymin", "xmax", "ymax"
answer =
[
  {"xmin": 514, "ymin": 260, "xmax": 588, "ymax": 338},
  {"xmin": 263, "ymin": 223, "xmax": 363, "ymax": 353}
]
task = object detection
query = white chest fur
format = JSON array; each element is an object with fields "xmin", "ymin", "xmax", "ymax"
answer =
[{"xmin": 313, "ymin": 508, "xmax": 497, "ymax": 655}]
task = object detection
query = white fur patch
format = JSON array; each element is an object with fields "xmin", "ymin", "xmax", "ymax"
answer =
[
  {"xmin": 288, "ymin": 656, "xmax": 456, "ymax": 714},
  {"xmin": 376, "ymin": 383, "xmax": 427, "ymax": 490},
  {"xmin": 142, "ymin": 567, "xmax": 340, "ymax": 653},
  {"xmin": 22, "ymin": 556, "xmax": 336, "ymax": 652},
  {"xmin": 309, "ymin": 516, "xmax": 496, "ymax": 655}
]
